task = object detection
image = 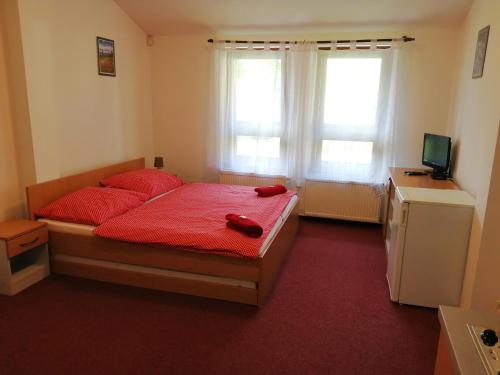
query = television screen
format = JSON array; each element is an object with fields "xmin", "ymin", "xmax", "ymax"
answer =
[{"xmin": 422, "ymin": 133, "xmax": 451, "ymax": 171}]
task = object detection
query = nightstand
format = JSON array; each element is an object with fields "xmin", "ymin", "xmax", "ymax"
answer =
[{"xmin": 0, "ymin": 220, "xmax": 50, "ymax": 295}]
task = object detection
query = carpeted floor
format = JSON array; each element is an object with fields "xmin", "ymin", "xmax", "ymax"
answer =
[{"xmin": 0, "ymin": 218, "xmax": 439, "ymax": 375}]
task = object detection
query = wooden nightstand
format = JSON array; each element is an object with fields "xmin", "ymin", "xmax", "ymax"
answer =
[{"xmin": 0, "ymin": 220, "xmax": 50, "ymax": 296}]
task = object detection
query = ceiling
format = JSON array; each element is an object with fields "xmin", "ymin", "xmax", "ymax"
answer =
[{"xmin": 114, "ymin": 0, "xmax": 472, "ymax": 36}]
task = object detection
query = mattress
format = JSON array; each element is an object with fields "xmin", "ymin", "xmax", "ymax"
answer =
[{"xmin": 40, "ymin": 194, "xmax": 297, "ymax": 257}]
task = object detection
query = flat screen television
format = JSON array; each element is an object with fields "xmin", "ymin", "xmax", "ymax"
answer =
[{"xmin": 422, "ymin": 133, "xmax": 451, "ymax": 179}]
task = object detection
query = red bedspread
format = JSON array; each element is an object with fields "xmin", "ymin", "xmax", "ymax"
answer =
[{"xmin": 93, "ymin": 183, "xmax": 296, "ymax": 258}]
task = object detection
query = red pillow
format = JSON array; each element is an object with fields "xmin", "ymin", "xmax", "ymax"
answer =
[
  {"xmin": 100, "ymin": 168, "xmax": 183, "ymax": 198},
  {"xmin": 35, "ymin": 187, "xmax": 149, "ymax": 226}
]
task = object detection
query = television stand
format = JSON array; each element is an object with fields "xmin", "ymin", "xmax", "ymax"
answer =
[{"xmin": 431, "ymin": 169, "xmax": 449, "ymax": 180}]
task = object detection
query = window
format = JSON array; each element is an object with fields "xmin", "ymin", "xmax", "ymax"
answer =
[
  {"xmin": 219, "ymin": 54, "xmax": 286, "ymax": 175},
  {"xmin": 310, "ymin": 53, "xmax": 387, "ymax": 182},
  {"xmin": 323, "ymin": 58, "xmax": 382, "ymax": 127},
  {"xmin": 214, "ymin": 45, "xmax": 398, "ymax": 184}
]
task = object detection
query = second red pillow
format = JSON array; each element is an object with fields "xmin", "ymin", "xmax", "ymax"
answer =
[{"xmin": 100, "ymin": 168, "xmax": 183, "ymax": 199}]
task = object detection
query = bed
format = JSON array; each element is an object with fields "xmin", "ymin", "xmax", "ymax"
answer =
[{"xmin": 26, "ymin": 158, "xmax": 299, "ymax": 305}]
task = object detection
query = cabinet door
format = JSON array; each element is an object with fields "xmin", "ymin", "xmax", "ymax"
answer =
[
  {"xmin": 398, "ymin": 204, "xmax": 472, "ymax": 308},
  {"xmin": 386, "ymin": 190, "xmax": 408, "ymax": 302}
]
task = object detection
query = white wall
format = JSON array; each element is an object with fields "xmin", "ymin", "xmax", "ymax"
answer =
[
  {"xmin": 448, "ymin": 0, "xmax": 500, "ymax": 310},
  {"xmin": 16, "ymin": 0, "xmax": 154, "ymax": 182},
  {"xmin": 151, "ymin": 27, "xmax": 460, "ymax": 183}
]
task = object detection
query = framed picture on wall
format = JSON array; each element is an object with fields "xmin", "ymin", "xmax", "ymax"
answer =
[
  {"xmin": 472, "ymin": 25, "xmax": 490, "ymax": 79},
  {"xmin": 96, "ymin": 37, "xmax": 116, "ymax": 77}
]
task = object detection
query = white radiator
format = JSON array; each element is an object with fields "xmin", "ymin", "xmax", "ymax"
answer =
[
  {"xmin": 303, "ymin": 180, "xmax": 382, "ymax": 223},
  {"xmin": 219, "ymin": 172, "xmax": 287, "ymax": 187}
]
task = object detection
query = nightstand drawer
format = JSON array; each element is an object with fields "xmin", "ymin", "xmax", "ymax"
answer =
[{"xmin": 7, "ymin": 227, "xmax": 48, "ymax": 258}]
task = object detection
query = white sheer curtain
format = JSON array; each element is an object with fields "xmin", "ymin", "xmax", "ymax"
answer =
[
  {"xmin": 307, "ymin": 48, "xmax": 401, "ymax": 184},
  {"xmin": 211, "ymin": 40, "xmax": 405, "ymax": 186},
  {"xmin": 213, "ymin": 42, "xmax": 288, "ymax": 175},
  {"xmin": 284, "ymin": 42, "xmax": 318, "ymax": 186}
]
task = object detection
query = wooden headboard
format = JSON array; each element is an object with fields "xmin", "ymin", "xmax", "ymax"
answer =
[{"xmin": 26, "ymin": 158, "xmax": 145, "ymax": 219}]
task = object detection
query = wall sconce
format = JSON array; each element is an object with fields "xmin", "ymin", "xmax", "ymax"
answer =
[{"xmin": 154, "ymin": 156, "xmax": 164, "ymax": 169}]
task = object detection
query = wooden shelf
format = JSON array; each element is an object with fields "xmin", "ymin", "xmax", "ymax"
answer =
[{"xmin": 10, "ymin": 263, "xmax": 49, "ymax": 295}]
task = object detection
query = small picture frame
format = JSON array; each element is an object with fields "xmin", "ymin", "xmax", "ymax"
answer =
[
  {"xmin": 96, "ymin": 36, "xmax": 116, "ymax": 77},
  {"xmin": 472, "ymin": 26, "xmax": 490, "ymax": 79}
]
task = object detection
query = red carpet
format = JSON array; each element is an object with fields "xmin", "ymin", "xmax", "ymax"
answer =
[{"xmin": 0, "ymin": 218, "xmax": 439, "ymax": 375}]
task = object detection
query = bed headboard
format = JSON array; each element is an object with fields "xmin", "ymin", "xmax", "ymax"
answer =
[{"xmin": 25, "ymin": 158, "xmax": 145, "ymax": 219}]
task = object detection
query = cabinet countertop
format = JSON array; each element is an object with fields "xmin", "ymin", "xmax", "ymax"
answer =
[
  {"xmin": 438, "ymin": 305, "xmax": 500, "ymax": 375},
  {"xmin": 396, "ymin": 187, "xmax": 475, "ymax": 207}
]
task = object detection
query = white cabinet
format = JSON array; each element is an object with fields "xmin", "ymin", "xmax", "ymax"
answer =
[{"xmin": 385, "ymin": 187, "xmax": 474, "ymax": 308}]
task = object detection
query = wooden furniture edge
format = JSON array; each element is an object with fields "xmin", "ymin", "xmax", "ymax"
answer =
[
  {"xmin": 26, "ymin": 158, "xmax": 145, "ymax": 219},
  {"xmin": 0, "ymin": 220, "xmax": 47, "ymax": 240},
  {"xmin": 382, "ymin": 177, "xmax": 393, "ymax": 239},
  {"xmin": 258, "ymin": 204, "xmax": 299, "ymax": 306},
  {"xmin": 49, "ymin": 232, "xmax": 262, "ymax": 281},
  {"xmin": 434, "ymin": 330, "xmax": 455, "ymax": 375},
  {"xmin": 51, "ymin": 258, "xmax": 259, "ymax": 305}
]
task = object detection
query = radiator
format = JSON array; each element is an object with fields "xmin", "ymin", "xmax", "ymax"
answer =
[
  {"xmin": 219, "ymin": 172, "xmax": 287, "ymax": 187},
  {"xmin": 303, "ymin": 180, "xmax": 382, "ymax": 223}
]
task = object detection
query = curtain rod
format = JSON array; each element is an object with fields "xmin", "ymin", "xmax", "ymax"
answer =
[{"xmin": 207, "ymin": 35, "xmax": 415, "ymax": 44}]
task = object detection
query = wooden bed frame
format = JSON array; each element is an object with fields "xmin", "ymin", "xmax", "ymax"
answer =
[{"xmin": 26, "ymin": 158, "xmax": 299, "ymax": 306}]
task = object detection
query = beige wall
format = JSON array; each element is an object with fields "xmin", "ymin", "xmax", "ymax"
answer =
[
  {"xmin": 151, "ymin": 35, "xmax": 211, "ymax": 183},
  {"xmin": 17, "ymin": 0, "xmax": 154, "ymax": 183},
  {"xmin": 392, "ymin": 26, "xmax": 460, "ymax": 167},
  {"xmin": 473, "ymin": 126, "xmax": 500, "ymax": 310},
  {"xmin": 0, "ymin": 16, "xmax": 23, "ymax": 221},
  {"xmin": 0, "ymin": 0, "xmax": 37, "ymax": 218},
  {"xmin": 151, "ymin": 27, "xmax": 460, "ymax": 183},
  {"xmin": 449, "ymin": 0, "xmax": 500, "ymax": 310}
]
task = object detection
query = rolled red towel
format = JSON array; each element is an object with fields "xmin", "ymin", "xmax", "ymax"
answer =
[
  {"xmin": 254, "ymin": 184, "xmax": 287, "ymax": 197},
  {"xmin": 225, "ymin": 213, "xmax": 263, "ymax": 238}
]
